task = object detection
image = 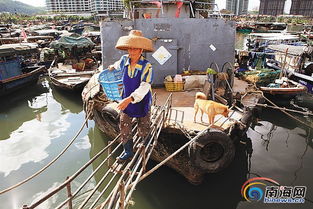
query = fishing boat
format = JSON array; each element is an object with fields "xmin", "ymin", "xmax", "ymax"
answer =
[
  {"xmin": 0, "ymin": 43, "xmax": 45, "ymax": 97},
  {"xmin": 253, "ymin": 22, "xmax": 287, "ymax": 33},
  {"xmin": 48, "ymin": 34, "xmax": 98, "ymax": 92},
  {"xmin": 267, "ymin": 44, "xmax": 313, "ymax": 94},
  {"xmin": 236, "ymin": 21, "xmax": 255, "ymax": 33},
  {"xmin": 259, "ymin": 77, "xmax": 307, "ymax": 96},
  {"xmin": 240, "ymin": 68, "xmax": 306, "ymax": 99},
  {"xmin": 49, "ymin": 69, "xmax": 95, "ymax": 92},
  {"xmin": 80, "ymin": 3, "xmax": 262, "ymax": 183}
]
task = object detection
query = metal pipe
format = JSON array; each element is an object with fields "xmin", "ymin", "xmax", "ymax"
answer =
[
  {"xmin": 108, "ymin": 145, "xmax": 112, "ymax": 167},
  {"xmin": 87, "ymin": 165, "xmax": 121, "ymax": 209},
  {"xmin": 80, "ymin": 128, "xmax": 142, "ymax": 209},
  {"xmin": 119, "ymin": 181, "xmax": 125, "ymax": 209},
  {"xmin": 124, "ymin": 115, "xmax": 165, "ymax": 204},
  {"xmin": 110, "ymin": 96, "xmax": 171, "ymax": 208},
  {"xmin": 65, "ymin": 177, "xmax": 73, "ymax": 209},
  {"xmin": 53, "ymin": 137, "xmax": 122, "ymax": 209}
]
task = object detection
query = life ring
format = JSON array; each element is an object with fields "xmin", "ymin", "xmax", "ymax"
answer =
[
  {"xmin": 188, "ymin": 129, "xmax": 235, "ymax": 173},
  {"xmin": 101, "ymin": 106, "xmax": 120, "ymax": 130}
]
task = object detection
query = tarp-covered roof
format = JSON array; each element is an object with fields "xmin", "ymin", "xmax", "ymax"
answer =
[
  {"xmin": 50, "ymin": 35, "xmax": 95, "ymax": 50},
  {"xmin": 268, "ymin": 44, "xmax": 313, "ymax": 56}
]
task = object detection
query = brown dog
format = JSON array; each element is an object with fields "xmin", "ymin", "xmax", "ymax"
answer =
[{"xmin": 194, "ymin": 92, "xmax": 230, "ymax": 125}]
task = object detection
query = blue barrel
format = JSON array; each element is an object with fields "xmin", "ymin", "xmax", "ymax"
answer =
[{"xmin": 99, "ymin": 69, "xmax": 123, "ymax": 100}]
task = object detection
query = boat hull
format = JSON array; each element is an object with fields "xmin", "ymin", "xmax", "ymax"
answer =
[
  {"xmin": 290, "ymin": 74, "xmax": 313, "ymax": 95},
  {"xmin": 50, "ymin": 72, "xmax": 94, "ymax": 92},
  {"xmin": 260, "ymin": 86, "xmax": 307, "ymax": 99},
  {"xmin": 50, "ymin": 77, "xmax": 90, "ymax": 92},
  {"xmin": 0, "ymin": 66, "xmax": 45, "ymax": 97}
]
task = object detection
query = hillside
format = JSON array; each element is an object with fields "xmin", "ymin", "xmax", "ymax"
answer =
[{"xmin": 0, "ymin": 0, "xmax": 45, "ymax": 15}]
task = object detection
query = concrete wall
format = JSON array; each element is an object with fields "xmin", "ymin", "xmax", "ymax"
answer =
[{"xmin": 100, "ymin": 18, "xmax": 235, "ymax": 85}]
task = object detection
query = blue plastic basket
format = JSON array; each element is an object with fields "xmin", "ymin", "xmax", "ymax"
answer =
[{"xmin": 99, "ymin": 69, "xmax": 123, "ymax": 100}]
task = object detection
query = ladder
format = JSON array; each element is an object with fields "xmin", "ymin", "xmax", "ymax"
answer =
[{"xmin": 23, "ymin": 93, "xmax": 172, "ymax": 209}]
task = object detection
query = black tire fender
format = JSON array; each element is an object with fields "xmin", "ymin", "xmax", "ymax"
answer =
[
  {"xmin": 188, "ymin": 129, "xmax": 235, "ymax": 173},
  {"xmin": 101, "ymin": 106, "xmax": 120, "ymax": 130}
]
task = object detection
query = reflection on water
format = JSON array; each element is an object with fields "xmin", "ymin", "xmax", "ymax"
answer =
[
  {"xmin": 87, "ymin": 127, "xmax": 117, "ymax": 205},
  {"xmin": 0, "ymin": 80, "xmax": 49, "ymax": 141},
  {"xmin": 50, "ymin": 86, "xmax": 83, "ymax": 114},
  {"xmin": 0, "ymin": 77, "xmax": 94, "ymax": 209}
]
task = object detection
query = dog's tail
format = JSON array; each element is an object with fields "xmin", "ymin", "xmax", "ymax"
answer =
[{"xmin": 195, "ymin": 92, "xmax": 207, "ymax": 100}]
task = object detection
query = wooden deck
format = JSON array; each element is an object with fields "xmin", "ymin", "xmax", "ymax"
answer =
[
  {"xmin": 152, "ymin": 88, "xmax": 243, "ymax": 132},
  {"xmin": 106, "ymin": 80, "xmax": 247, "ymax": 133},
  {"xmin": 166, "ymin": 107, "xmax": 243, "ymax": 131}
]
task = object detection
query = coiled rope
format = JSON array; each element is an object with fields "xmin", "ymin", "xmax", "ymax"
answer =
[{"xmin": 0, "ymin": 111, "xmax": 92, "ymax": 195}]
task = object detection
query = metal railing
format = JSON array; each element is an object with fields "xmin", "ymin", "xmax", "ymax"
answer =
[{"xmin": 22, "ymin": 93, "xmax": 172, "ymax": 209}]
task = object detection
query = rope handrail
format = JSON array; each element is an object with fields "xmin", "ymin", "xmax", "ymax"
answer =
[
  {"xmin": 247, "ymin": 89, "xmax": 313, "ymax": 129},
  {"xmin": 256, "ymin": 103, "xmax": 313, "ymax": 116}
]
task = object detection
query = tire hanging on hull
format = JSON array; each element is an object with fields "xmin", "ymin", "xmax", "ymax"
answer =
[{"xmin": 188, "ymin": 129, "xmax": 235, "ymax": 173}]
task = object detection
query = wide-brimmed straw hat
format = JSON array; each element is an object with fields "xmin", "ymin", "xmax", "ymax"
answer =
[{"xmin": 115, "ymin": 30, "xmax": 154, "ymax": 52}]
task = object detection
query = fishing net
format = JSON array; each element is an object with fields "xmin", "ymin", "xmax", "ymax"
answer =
[{"xmin": 241, "ymin": 68, "xmax": 281, "ymax": 86}]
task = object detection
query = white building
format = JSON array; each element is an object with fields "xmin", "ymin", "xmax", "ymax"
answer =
[
  {"xmin": 90, "ymin": 0, "xmax": 124, "ymax": 16},
  {"xmin": 46, "ymin": 0, "xmax": 124, "ymax": 15},
  {"xmin": 46, "ymin": 0, "xmax": 91, "ymax": 13}
]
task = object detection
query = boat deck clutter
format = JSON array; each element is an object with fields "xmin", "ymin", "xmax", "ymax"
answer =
[{"xmin": 82, "ymin": 70, "xmax": 259, "ymax": 185}]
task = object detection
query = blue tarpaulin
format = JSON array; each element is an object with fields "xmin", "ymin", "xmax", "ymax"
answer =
[{"xmin": 0, "ymin": 59, "xmax": 22, "ymax": 80}]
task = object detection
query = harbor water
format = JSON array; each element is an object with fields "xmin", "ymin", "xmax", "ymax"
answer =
[{"xmin": 1, "ymin": 36, "xmax": 313, "ymax": 208}]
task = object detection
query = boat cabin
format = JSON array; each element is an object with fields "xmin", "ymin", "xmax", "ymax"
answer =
[
  {"xmin": 266, "ymin": 44, "xmax": 313, "ymax": 93},
  {"xmin": 0, "ymin": 43, "xmax": 45, "ymax": 96}
]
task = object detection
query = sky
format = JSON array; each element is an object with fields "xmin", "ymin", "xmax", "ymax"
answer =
[
  {"xmin": 16, "ymin": 0, "xmax": 292, "ymax": 13},
  {"xmin": 16, "ymin": 0, "xmax": 46, "ymax": 7}
]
